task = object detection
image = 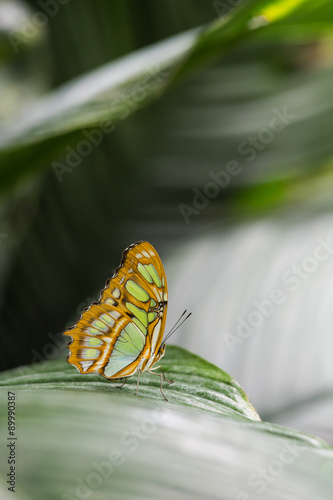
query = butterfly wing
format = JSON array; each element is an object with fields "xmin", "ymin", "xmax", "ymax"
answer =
[{"xmin": 65, "ymin": 241, "xmax": 168, "ymax": 379}]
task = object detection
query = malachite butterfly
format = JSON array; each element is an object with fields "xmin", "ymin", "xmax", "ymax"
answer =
[{"xmin": 64, "ymin": 241, "xmax": 173, "ymax": 400}]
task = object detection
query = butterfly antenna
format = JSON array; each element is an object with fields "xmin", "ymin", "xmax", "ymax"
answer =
[
  {"xmin": 165, "ymin": 310, "xmax": 187, "ymax": 337},
  {"xmin": 162, "ymin": 310, "xmax": 192, "ymax": 344}
]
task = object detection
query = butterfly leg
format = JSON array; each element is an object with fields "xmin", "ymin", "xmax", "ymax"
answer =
[
  {"xmin": 150, "ymin": 365, "xmax": 174, "ymax": 384},
  {"xmin": 148, "ymin": 369, "xmax": 168, "ymax": 401},
  {"xmin": 159, "ymin": 366, "xmax": 174, "ymax": 385},
  {"xmin": 116, "ymin": 378, "xmax": 127, "ymax": 389},
  {"xmin": 135, "ymin": 370, "xmax": 141, "ymax": 396}
]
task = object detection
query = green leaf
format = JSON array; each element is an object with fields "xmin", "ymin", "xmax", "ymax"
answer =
[
  {"xmin": 0, "ymin": 29, "xmax": 196, "ymax": 151},
  {"xmin": 2, "ymin": 0, "xmax": 333, "ymax": 195},
  {"xmin": 0, "ymin": 346, "xmax": 260, "ymax": 421},
  {"xmin": 0, "ymin": 346, "xmax": 332, "ymax": 499},
  {"xmin": 0, "ymin": 25, "xmax": 196, "ymax": 194},
  {"xmin": 0, "ymin": 26, "xmax": 187, "ymax": 151},
  {"xmin": 173, "ymin": 0, "xmax": 330, "ymax": 79}
]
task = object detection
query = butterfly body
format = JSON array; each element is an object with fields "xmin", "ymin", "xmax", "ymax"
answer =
[{"xmin": 64, "ymin": 241, "xmax": 172, "ymax": 398}]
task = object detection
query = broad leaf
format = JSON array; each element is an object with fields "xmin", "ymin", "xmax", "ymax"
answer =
[
  {"xmin": 0, "ymin": 346, "xmax": 260, "ymax": 421},
  {"xmin": 0, "ymin": 345, "xmax": 332, "ymax": 499},
  {"xmin": 2, "ymin": 0, "xmax": 333, "ymax": 194}
]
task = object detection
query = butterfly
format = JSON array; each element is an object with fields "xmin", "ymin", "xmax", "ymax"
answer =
[{"xmin": 64, "ymin": 241, "xmax": 174, "ymax": 400}]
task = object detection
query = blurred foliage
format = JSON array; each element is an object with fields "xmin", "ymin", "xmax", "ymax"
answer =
[
  {"xmin": 1, "ymin": 0, "xmax": 333, "ymax": 496},
  {"xmin": 1, "ymin": 0, "xmax": 333, "ymax": 370}
]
